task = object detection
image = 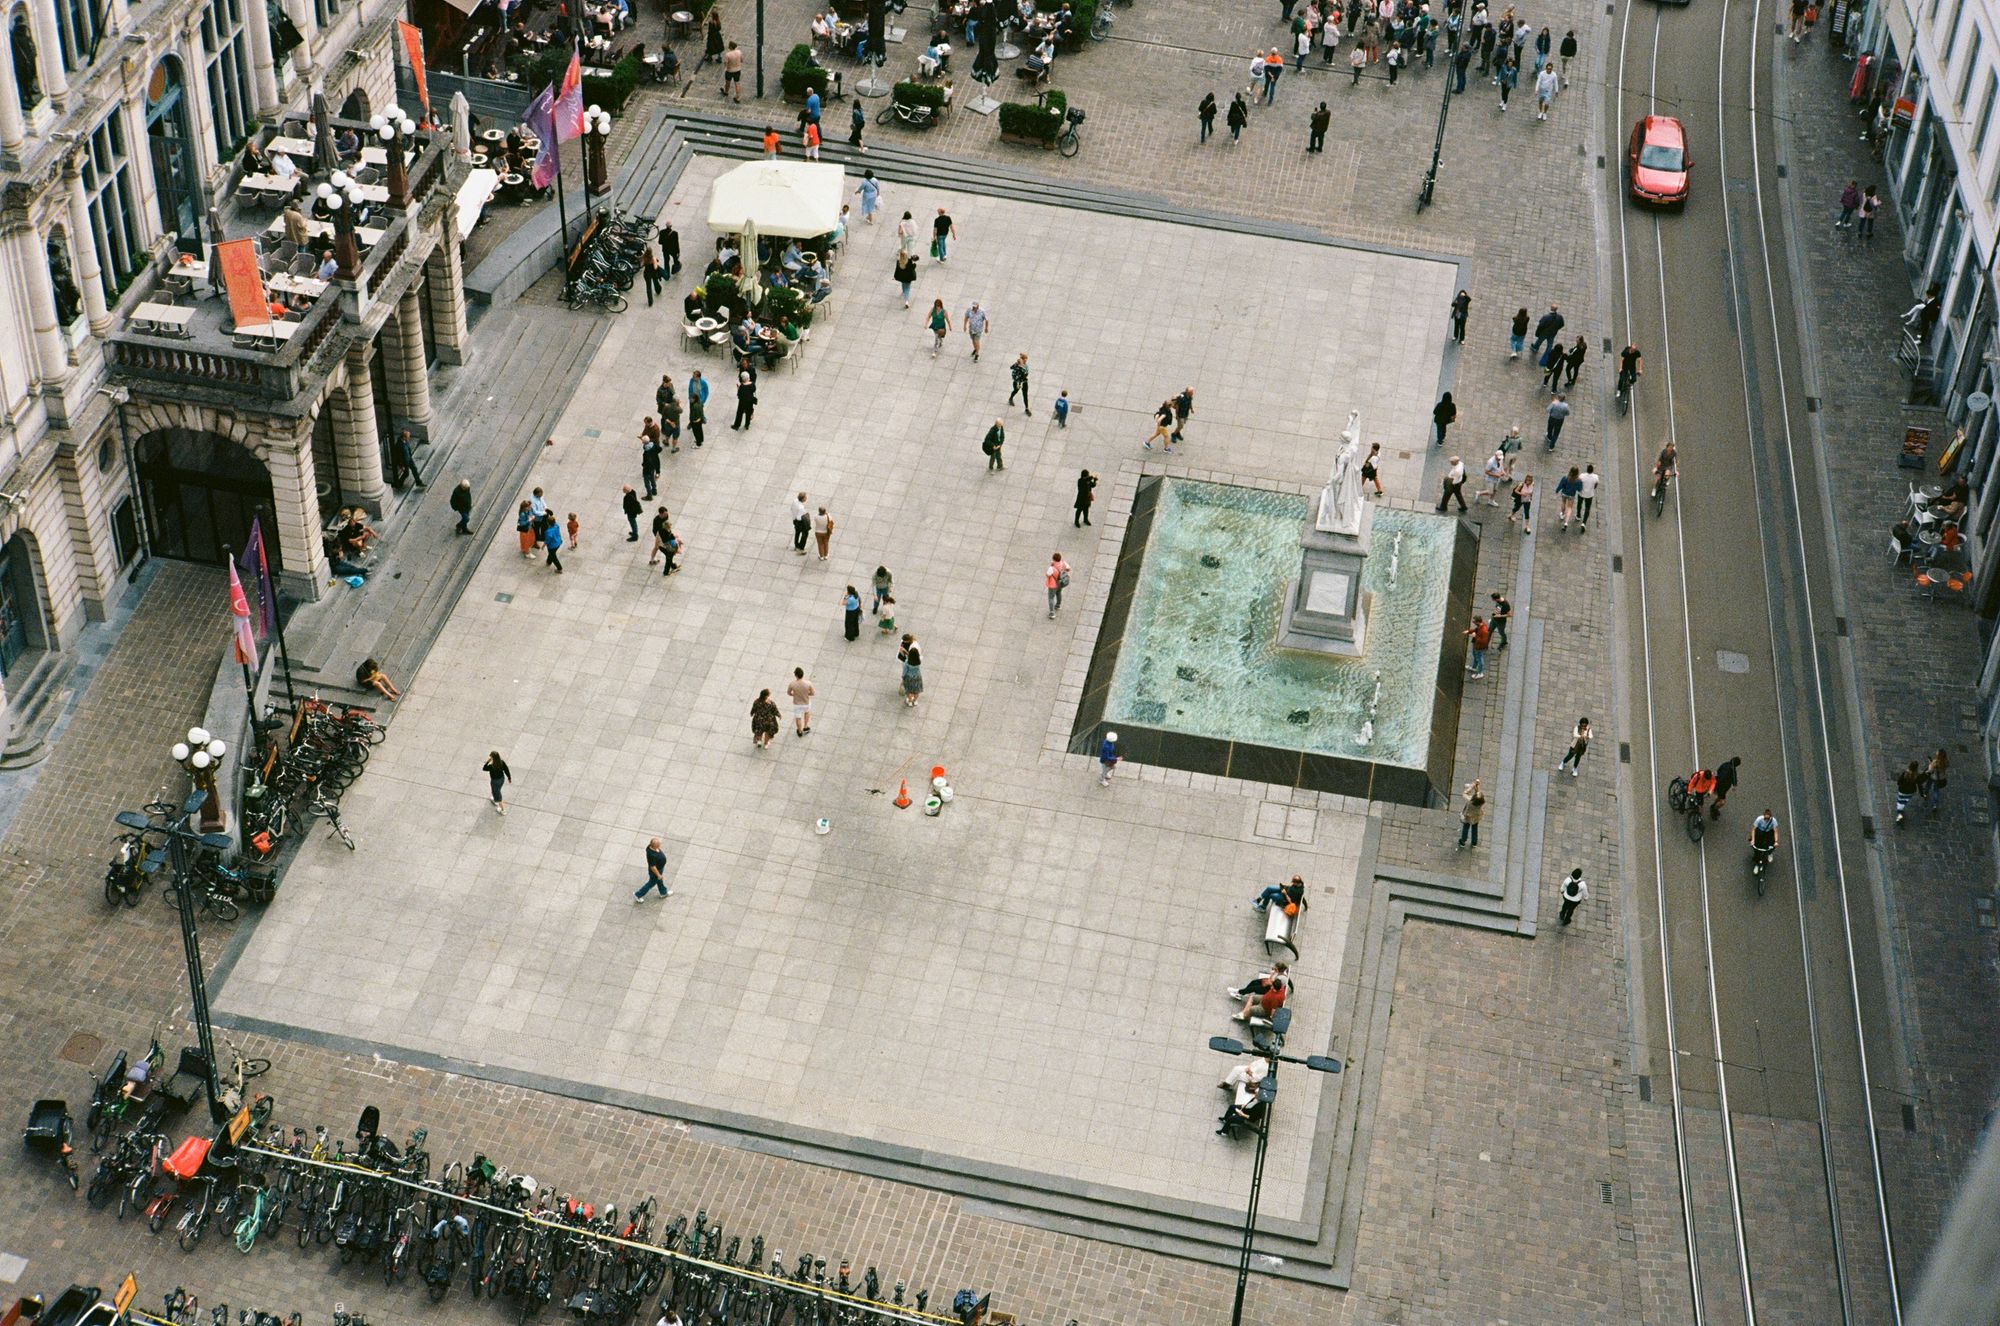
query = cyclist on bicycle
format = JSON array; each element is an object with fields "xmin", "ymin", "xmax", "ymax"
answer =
[
  {"xmin": 1749, "ymin": 808, "xmax": 1779, "ymax": 854},
  {"xmin": 1684, "ymin": 765, "xmax": 1716, "ymax": 810},
  {"xmin": 1617, "ymin": 344, "xmax": 1643, "ymax": 393},
  {"xmin": 1652, "ymin": 441, "xmax": 1678, "ymax": 500}
]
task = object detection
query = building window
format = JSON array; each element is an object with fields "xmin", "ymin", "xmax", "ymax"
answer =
[
  {"xmin": 1977, "ymin": 75, "xmax": 1998, "ymax": 159},
  {"xmin": 51, "ymin": 0, "xmax": 99, "ymax": 71},
  {"xmin": 80, "ymin": 110, "xmax": 142, "ymax": 292},
  {"xmin": 312, "ymin": 0, "xmax": 341, "ymax": 29},
  {"xmin": 201, "ymin": 0, "xmax": 252, "ymax": 158},
  {"xmin": 1960, "ymin": 28, "xmax": 1984, "ymax": 105},
  {"xmin": 1944, "ymin": 0, "xmax": 1968, "ymax": 69}
]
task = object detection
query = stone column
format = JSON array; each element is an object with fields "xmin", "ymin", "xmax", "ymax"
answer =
[
  {"xmin": 382, "ymin": 288, "xmax": 431, "ymax": 427},
  {"xmin": 63, "ymin": 158, "xmax": 108, "ymax": 334},
  {"xmin": 17, "ymin": 225, "xmax": 68, "ymax": 381},
  {"xmin": 0, "ymin": 36, "xmax": 25, "ymax": 151},
  {"xmin": 424, "ymin": 234, "xmax": 468, "ymax": 365},
  {"xmin": 28, "ymin": 0, "xmax": 65, "ymax": 102},
  {"xmin": 282, "ymin": 0, "xmax": 314, "ymax": 78},
  {"xmin": 243, "ymin": 0, "xmax": 280, "ymax": 115},
  {"xmin": 264, "ymin": 426, "xmax": 329, "ymax": 597},
  {"xmin": 330, "ymin": 342, "xmax": 386, "ymax": 514}
]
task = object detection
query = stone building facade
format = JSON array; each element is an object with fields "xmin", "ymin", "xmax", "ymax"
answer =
[{"xmin": 0, "ymin": 0, "xmax": 471, "ymax": 762}]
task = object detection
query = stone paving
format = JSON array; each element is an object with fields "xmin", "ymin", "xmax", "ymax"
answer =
[{"xmin": 0, "ymin": 2, "xmax": 1992, "ymax": 1325}]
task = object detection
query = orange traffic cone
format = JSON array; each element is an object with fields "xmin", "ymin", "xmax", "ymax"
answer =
[{"xmin": 893, "ymin": 779, "xmax": 912, "ymax": 809}]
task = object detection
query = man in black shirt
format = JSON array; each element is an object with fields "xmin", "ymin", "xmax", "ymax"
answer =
[{"xmin": 1710, "ymin": 756, "xmax": 1741, "ymax": 819}]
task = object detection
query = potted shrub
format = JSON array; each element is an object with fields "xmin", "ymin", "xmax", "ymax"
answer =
[
  {"xmin": 701, "ymin": 273, "xmax": 742, "ymax": 319},
  {"xmin": 998, "ymin": 89, "xmax": 1065, "ymax": 146},
  {"xmin": 781, "ymin": 44, "xmax": 830, "ymax": 100},
  {"xmin": 763, "ymin": 283, "xmax": 813, "ymax": 330},
  {"xmin": 582, "ymin": 53, "xmax": 642, "ymax": 113},
  {"xmin": 1061, "ymin": 0, "xmax": 1099, "ymax": 50}
]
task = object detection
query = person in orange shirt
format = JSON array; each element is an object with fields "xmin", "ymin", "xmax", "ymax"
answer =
[
  {"xmin": 803, "ymin": 119, "xmax": 821, "ymax": 160},
  {"xmin": 761, "ymin": 125, "xmax": 780, "ymax": 155}
]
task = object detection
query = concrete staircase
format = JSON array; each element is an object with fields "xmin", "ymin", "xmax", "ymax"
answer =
[{"xmin": 0, "ymin": 651, "xmax": 76, "ymax": 768}]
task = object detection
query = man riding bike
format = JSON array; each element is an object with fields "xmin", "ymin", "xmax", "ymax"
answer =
[
  {"xmin": 1616, "ymin": 344, "xmax": 1643, "ymax": 395},
  {"xmin": 1682, "ymin": 765, "xmax": 1716, "ymax": 812},
  {"xmin": 1749, "ymin": 809, "xmax": 1779, "ymax": 860},
  {"xmin": 1652, "ymin": 441, "xmax": 1678, "ymax": 506}
]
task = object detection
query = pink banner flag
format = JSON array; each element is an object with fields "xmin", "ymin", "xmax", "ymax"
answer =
[
  {"xmin": 525, "ymin": 83, "xmax": 558, "ymax": 191},
  {"xmin": 228, "ymin": 558, "xmax": 258, "ymax": 667},
  {"xmin": 554, "ymin": 52, "xmax": 586, "ymax": 143}
]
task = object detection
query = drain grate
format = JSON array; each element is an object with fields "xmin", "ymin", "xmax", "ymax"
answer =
[{"xmin": 1599, "ymin": 1181, "xmax": 1615, "ymax": 1205}]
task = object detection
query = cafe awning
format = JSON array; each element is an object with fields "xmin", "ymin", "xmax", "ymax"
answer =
[{"xmin": 702, "ymin": 159, "xmax": 845, "ymax": 239}]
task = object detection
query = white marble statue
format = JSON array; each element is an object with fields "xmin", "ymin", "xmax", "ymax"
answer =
[{"xmin": 1316, "ymin": 410, "xmax": 1365, "ymax": 535}]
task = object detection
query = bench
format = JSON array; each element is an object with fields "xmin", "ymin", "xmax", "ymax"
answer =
[{"xmin": 1262, "ymin": 894, "xmax": 1303, "ymax": 960}]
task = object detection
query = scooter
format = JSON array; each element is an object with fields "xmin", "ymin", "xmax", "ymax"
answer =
[{"xmin": 1749, "ymin": 843, "xmax": 1775, "ymax": 896}]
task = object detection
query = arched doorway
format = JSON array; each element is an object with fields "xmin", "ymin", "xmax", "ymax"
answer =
[
  {"xmin": 145, "ymin": 56, "xmax": 201, "ymax": 246},
  {"xmin": 0, "ymin": 532, "xmax": 49, "ymax": 679},
  {"xmin": 135, "ymin": 428, "xmax": 280, "ymax": 570}
]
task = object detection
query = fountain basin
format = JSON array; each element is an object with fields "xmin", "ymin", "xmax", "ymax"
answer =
[{"xmin": 1071, "ymin": 478, "xmax": 1478, "ymax": 806}]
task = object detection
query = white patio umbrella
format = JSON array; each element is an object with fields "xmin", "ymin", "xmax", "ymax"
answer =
[
  {"xmin": 450, "ymin": 90, "xmax": 471, "ymax": 158},
  {"xmin": 704, "ymin": 159, "xmax": 844, "ymax": 238}
]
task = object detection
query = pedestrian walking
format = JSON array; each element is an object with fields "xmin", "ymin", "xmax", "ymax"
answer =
[
  {"xmin": 621, "ymin": 486, "xmax": 643, "ymax": 541},
  {"xmin": 1361, "ymin": 442, "xmax": 1383, "ymax": 495},
  {"xmin": 1075, "ymin": 469, "xmax": 1097, "ymax": 526},
  {"xmin": 897, "ymin": 210, "xmax": 919, "ymax": 256},
  {"xmin": 931, "ymin": 207, "xmax": 956, "ymax": 262},
  {"xmin": 1558, "ymin": 868, "xmax": 1589, "ymax": 925},
  {"xmin": 517, "ymin": 501, "xmax": 536, "ymax": 558},
  {"xmin": 1923, "ymin": 748, "xmax": 1950, "ymax": 813},
  {"xmin": 1557, "ymin": 717, "xmax": 1591, "ymax": 777},
  {"xmin": 1432, "ymin": 391, "xmax": 1457, "ymax": 445},
  {"xmin": 1539, "ymin": 338, "xmax": 1566, "ymax": 389},
  {"xmin": 1894, "ymin": 759, "xmax": 1922, "ymax": 825},
  {"xmin": 541, "ymin": 513, "xmax": 564, "ymax": 573},
  {"xmin": 1249, "ymin": 47, "xmax": 1268, "ymax": 96},
  {"xmin": 565, "ymin": 511, "xmax": 580, "ymax": 552},
  {"xmin": 1006, "ymin": 353, "xmax": 1033, "ymax": 413},
  {"xmin": 641, "ymin": 246, "xmax": 662, "ymax": 304},
  {"xmin": 927, "ymin": 299, "xmax": 952, "ymax": 357},
  {"xmin": 750, "ymin": 689, "xmax": 781, "ymax": 748},
  {"xmin": 659, "ymin": 222, "xmax": 681, "ymax": 277},
  {"xmin": 813, "ymin": 505, "xmax": 834, "ymax": 560},
  {"xmin": 1503, "ymin": 472, "xmax": 1534, "ymax": 534},
  {"xmin": 635, "ymin": 837, "xmax": 672, "ymax": 902},
  {"xmin": 898, "ymin": 634, "xmax": 924, "ymax": 707},
  {"xmin": 1171, "ymin": 387, "xmax": 1195, "ymax": 443},
  {"xmin": 686, "ymin": 369, "xmax": 708, "ymax": 447},
  {"xmin": 731, "ymin": 371, "xmax": 757, "ymax": 430},
  {"xmin": 1436, "ymin": 455, "xmax": 1467, "ymax": 513},
  {"xmin": 843, "ymin": 585, "xmax": 863, "ymax": 640},
  {"xmin": 1509, "ymin": 306, "xmax": 1530, "ymax": 358},
  {"xmin": 1562, "ymin": 335, "xmax": 1587, "ymax": 389},
  {"xmin": 1555, "ymin": 465, "xmax": 1584, "ymax": 529},
  {"xmin": 1054, "ymin": 389, "xmax": 1071, "ymax": 428},
  {"xmin": 1530, "ymin": 303, "xmax": 1565, "ymax": 362},
  {"xmin": 1711, "ymin": 755, "xmax": 1742, "ymax": 817},
  {"xmin": 964, "ymin": 302, "xmax": 990, "ymax": 360},
  {"xmin": 1098, "ymin": 730, "xmax": 1120, "ymax": 786},
  {"xmin": 792, "ymin": 492, "xmax": 811, "ymax": 554},
  {"xmin": 660, "ymin": 388, "xmax": 682, "ymax": 454},
  {"xmin": 1458, "ymin": 778, "xmax": 1485, "ymax": 847},
  {"xmin": 1046, "ymin": 551, "xmax": 1072, "ymax": 618},
  {"xmin": 1228, "ymin": 92, "xmax": 1250, "ymax": 140},
  {"xmin": 451, "ymin": 479, "xmax": 473, "ymax": 534},
  {"xmin": 1836, "ymin": 179, "xmax": 1859, "ymax": 227},
  {"xmin": 855, "ymin": 174, "xmax": 881, "ymax": 230},
  {"xmin": 482, "ymin": 751, "xmax": 511, "ymax": 815},
  {"xmin": 1351, "ymin": 43, "xmax": 1368, "ymax": 84},
  {"xmin": 877, "ymin": 595, "xmax": 897, "ymax": 633},
  {"xmin": 1576, "ymin": 463, "xmax": 1599, "ymax": 531},
  {"xmin": 1464, "ymin": 612, "xmax": 1496, "ymax": 676},
  {"xmin": 1198, "ymin": 91, "xmax": 1219, "ymax": 142},
  {"xmin": 982, "ymin": 418, "xmax": 1007, "ymax": 471},
  {"xmin": 851, "ymin": 99, "xmax": 867, "ymax": 149},
  {"xmin": 1558, "ymin": 28, "xmax": 1576, "ymax": 83},
  {"xmin": 1145, "ymin": 400, "xmax": 1175, "ymax": 452},
  {"xmin": 1308, "ymin": 101, "xmax": 1331, "ymax": 151},
  {"xmin": 1448, "ymin": 288, "xmax": 1471, "ymax": 342},
  {"xmin": 1496, "ymin": 53, "xmax": 1516, "ymax": 108},
  {"xmin": 894, "ymin": 251, "xmax": 918, "ymax": 308},
  {"xmin": 787, "ymin": 667, "xmax": 815, "ymax": 736},
  {"xmin": 396, "ymin": 430, "xmax": 425, "ymax": 488},
  {"xmin": 657, "ymin": 516, "xmax": 682, "ymax": 576},
  {"xmin": 1488, "ymin": 590, "xmax": 1512, "ymax": 648},
  {"xmin": 1858, "ymin": 186, "xmax": 1879, "ymax": 240},
  {"xmin": 701, "ymin": 10, "xmax": 724, "ymax": 66},
  {"xmin": 1533, "ymin": 60, "xmax": 1557, "ymax": 118},
  {"xmin": 1545, "ymin": 394, "xmax": 1570, "ymax": 449},
  {"xmin": 1477, "ymin": 447, "xmax": 1511, "ymax": 505},
  {"xmin": 1264, "ymin": 46, "xmax": 1284, "ymax": 101}
]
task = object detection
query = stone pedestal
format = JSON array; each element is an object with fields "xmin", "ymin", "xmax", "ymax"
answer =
[{"xmin": 1279, "ymin": 504, "xmax": 1373, "ymax": 657}]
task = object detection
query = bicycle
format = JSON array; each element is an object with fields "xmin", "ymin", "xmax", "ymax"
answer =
[
  {"xmin": 564, "ymin": 278, "xmax": 627, "ymax": 314},
  {"xmin": 1665, "ymin": 774, "xmax": 1709, "ymax": 841},
  {"xmin": 305, "ymin": 784, "xmax": 356, "ymax": 851},
  {"xmin": 1056, "ymin": 106, "xmax": 1084, "ymax": 157},
  {"xmin": 1650, "ymin": 465, "xmax": 1673, "ymax": 517},
  {"xmin": 213, "ymin": 1044, "xmax": 272, "ymax": 1116},
  {"xmin": 233, "ymin": 1176, "xmax": 274, "ymax": 1252},
  {"xmin": 1616, "ymin": 366, "xmax": 1636, "ymax": 415}
]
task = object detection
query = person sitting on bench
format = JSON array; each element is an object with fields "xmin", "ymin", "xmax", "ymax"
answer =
[{"xmin": 1253, "ymin": 875, "xmax": 1307, "ymax": 915}]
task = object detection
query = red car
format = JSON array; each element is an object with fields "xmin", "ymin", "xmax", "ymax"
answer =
[{"xmin": 1629, "ymin": 115, "xmax": 1692, "ymax": 206}]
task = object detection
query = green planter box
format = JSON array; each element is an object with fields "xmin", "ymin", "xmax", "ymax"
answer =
[
  {"xmin": 997, "ymin": 89, "xmax": 1065, "ymax": 145},
  {"xmin": 780, "ymin": 43, "xmax": 830, "ymax": 99}
]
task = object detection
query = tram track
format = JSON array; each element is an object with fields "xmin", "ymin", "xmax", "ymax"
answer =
[{"xmin": 1604, "ymin": 0, "xmax": 1903, "ymax": 1320}]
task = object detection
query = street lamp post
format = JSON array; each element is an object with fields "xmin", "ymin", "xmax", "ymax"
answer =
[
  {"xmin": 172, "ymin": 727, "xmax": 229, "ymax": 833},
  {"xmin": 369, "ymin": 108, "xmax": 416, "ymax": 208},
  {"xmin": 581, "ymin": 105, "xmax": 612, "ymax": 202},
  {"xmin": 1207, "ymin": 1034, "xmax": 1342, "ymax": 1326},
  {"xmin": 116, "ymin": 789, "xmax": 235, "ymax": 1125},
  {"xmin": 316, "ymin": 173, "xmax": 365, "ymax": 280},
  {"xmin": 1419, "ymin": 52, "xmax": 1455, "ymax": 210}
]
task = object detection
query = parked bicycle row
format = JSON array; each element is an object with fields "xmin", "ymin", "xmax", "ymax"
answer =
[
  {"xmin": 155, "ymin": 1287, "xmax": 308, "ymax": 1326},
  {"xmin": 241, "ymin": 694, "xmax": 381, "ymax": 857},
  {"xmin": 60, "ymin": 1094, "xmax": 1040, "ymax": 1326},
  {"xmin": 563, "ymin": 207, "xmax": 654, "ymax": 314}
]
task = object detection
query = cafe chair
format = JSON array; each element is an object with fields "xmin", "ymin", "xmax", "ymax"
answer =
[{"xmin": 681, "ymin": 321, "xmax": 708, "ymax": 352}]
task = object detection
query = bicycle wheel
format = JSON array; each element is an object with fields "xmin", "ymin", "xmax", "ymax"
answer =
[
  {"xmin": 239, "ymin": 1055, "xmax": 272, "ymax": 1079},
  {"xmin": 1667, "ymin": 776, "xmax": 1687, "ymax": 814},
  {"xmin": 1685, "ymin": 805, "xmax": 1706, "ymax": 842},
  {"xmin": 598, "ymin": 292, "xmax": 628, "ymax": 314},
  {"xmin": 88, "ymin": 1165, "xmax": 120, "ymax": 1208},
  {"xmin": 106, "ymin": 873, "xmax": 127, "ymax": 908},
  {"xmin": 330, "ymin": 819, "xmax": 357, "ymax": 851},
  {"xmin": 1651, "ymin": 481, "xmax": 1665, "ymax": 516},
  {"xmin": 206, "ymin": 892, "xmax": 241, "ymax": 923},
  {"xmin": 1058, "ymin": 130, "xmax": 1079, "ymax": 157}
]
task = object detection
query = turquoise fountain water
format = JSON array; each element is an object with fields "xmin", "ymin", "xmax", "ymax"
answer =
[{"xmin": 1103, "ymin": 479, "xmax": 1455, "ymax": 768}]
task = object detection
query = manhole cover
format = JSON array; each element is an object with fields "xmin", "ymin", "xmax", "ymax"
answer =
[
  {"xmin": 495, "ymin": 593, "xmax": 514, "ymax": 604},
  {"xmin": 1716, "ymin": 650, "xmax": 1750, "ymax": 674},
  {"xmin": 59, "ymin": 1031, "xmax": 103, "ymax": 1065}
]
